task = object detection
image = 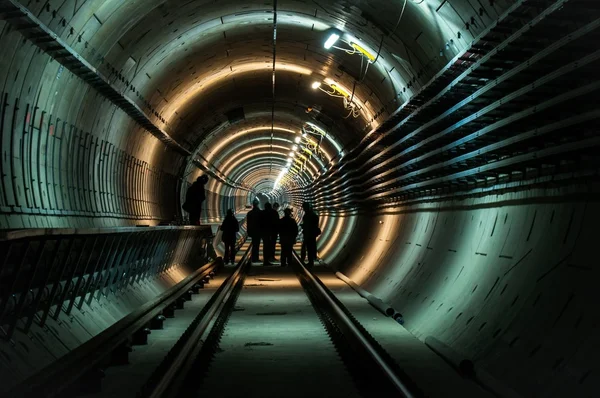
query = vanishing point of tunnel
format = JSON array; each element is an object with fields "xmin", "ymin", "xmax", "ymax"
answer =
[{"xmin": 0, "ymin": 0, "xmax": 598, "ymax": 397}]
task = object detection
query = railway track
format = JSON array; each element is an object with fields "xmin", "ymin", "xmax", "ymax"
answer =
[{"xmin": 8, "ymin": 242, "xmax": 424, "ymax": 398}]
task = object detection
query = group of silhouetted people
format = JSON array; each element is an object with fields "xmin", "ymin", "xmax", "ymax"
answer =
[
  {"xmin": 247, "ymin": 200, "xmax": 320, "ymax": 267},
  {"xmin": 183, "ymin": 175, "xmax": 320, "ymax": 267}
]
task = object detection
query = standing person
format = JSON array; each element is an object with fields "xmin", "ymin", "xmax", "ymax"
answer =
[
  {"xmin": 301, "ymin": 201, "xmax": 320, "ymax": 268},
  {"xmin": 279, "ymin": 208, "xmax": 298, "ymax": 267},
  {"xmin": 183, "ymin": 175, "xmax": 208, "ymax": 225},
  {"xmin": 300, "ymin": 241, "xmax": 307, "ymax": 262},
  {"xmin": 270, "ymin": 202, "xmax": 281, "ymax": 262},
  {"xmin": 247, "ymin": 200, "xmax": 262, "ymax": 263},
  {"xmin": 220, "ymin": 209, "xmax": 239, "ymax": 265},
  {"xmin": 260, "ymin": 202, "xmax": 279, "ymax": 266}
]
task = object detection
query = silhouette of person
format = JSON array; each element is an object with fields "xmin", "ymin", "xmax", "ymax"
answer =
[
  {"xmin": 183, "ymin": 175, "xmax": 208, "ymax": 225},
  {"xmin": 301, "ymin": 201, "xmax": 320, "ymax": 268},
  {"xmin": 247, "ymin": 200, "xmax": 262, "ymax": 263},
  {"xmin": 220, "ymin": 209, "xmax": 239, "ymax": 265},
  {"xmin": 270, "ymin": 202, "xmax": 281, "ymax": 262},
  {"xmin": 300, "ymin": 241, "xmax": 306, "ymax": 262},
  {"xmin": 279, "ymin": 208, "xmax": 298, "ymax": 267},
  {"xmin": 261, "ymin": 202, "xmax": 279, "ymax": 266}
]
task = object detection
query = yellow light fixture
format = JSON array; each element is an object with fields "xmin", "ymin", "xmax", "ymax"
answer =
[
  {"xmin": 350, "ymin": 42, "xmax": 376, "ymax": 62},
  {"xmin": 329, "ymin": 82, "xmax": 350, "ymax": 97},
  {"xmin": 311, "ymin": 80, "xmax": 362, "ymax": 118}
]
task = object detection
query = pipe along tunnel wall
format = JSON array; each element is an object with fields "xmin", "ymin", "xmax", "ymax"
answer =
[{"xmin": 318, "ymin": 184, "xmax": 596, "ymax": 397}]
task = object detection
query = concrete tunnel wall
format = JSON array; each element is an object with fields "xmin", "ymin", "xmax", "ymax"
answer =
[
  {"xmin": 1, "ymin": 1, "xmax": 597, "ymax": 397},
  {"xmin": 318, "ymin": 183, "xmax": 597, "ymax": 397}
]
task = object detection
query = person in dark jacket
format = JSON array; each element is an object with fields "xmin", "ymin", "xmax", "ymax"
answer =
[
  {"xmin": 279, "ymin": 208, "xmax": 298, "ymax": 267},
  {"xmin": 247, "ymin": 200, "xmax": 262, "ymax": 263},
  {"xmin": 183, "ymin": 175, "xmax": 208, "ymax": 225},
  {"xmin": 261, "ymin": 202, "xmax": 279, "ymax": 266},
  {"xmin": 301, "ymin": 201, "xmax": 320, "ymax": 268},
  {"xmin": 220, "ymin": 209, "xmax": 239, "ymax": 265},
  {"xmin": 269, "ymin": 202, "xmax": 281, "ymax": 262}
]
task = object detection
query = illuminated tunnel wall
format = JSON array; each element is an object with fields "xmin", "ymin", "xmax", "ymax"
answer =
[
  {"xmin": 318, "ymin": 187, "xmax": 597, "ymax": 397},
  {"xmin": 0, "ymin": 0, "xmax": 597, "ymax": 396}
]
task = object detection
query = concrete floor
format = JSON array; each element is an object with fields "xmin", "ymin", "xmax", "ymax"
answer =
[
  {"xmin": 87, "ymin": 242, "xmax": 491, "ymax": 398},
  {"xmin": 195, "ymin": 265, "xmax": 361, "ymax": 398}
]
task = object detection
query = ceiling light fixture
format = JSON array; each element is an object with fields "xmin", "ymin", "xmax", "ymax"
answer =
[
  {"xmin": 321, "ymin": 28, "xmax": 376, "ymax": 82},
  {"xmin": 323, "ymin": 32, "xmax": 341, "ymax": 49},
  {"xmin": 323, "ymin": 31, "xmax": 375, "ymax": 64},
  {"xmin": 349, "ymin": 41, "xmax": 376, "ymax": 62},
  {"xmin": 310, "ymin": 80, "xmax": 362, "ymax": 118}
]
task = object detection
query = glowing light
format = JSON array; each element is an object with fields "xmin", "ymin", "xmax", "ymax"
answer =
[
  {"xmin": 294, "ymin": 136, "xmax": 301, "ymax": 144},
  {"xmin": 324, "ymin": 33, "xmax": 340, "ymax": 49},
  {"xmin": 164, "ymin": 63, "xmax": 313, "ymax": 123},
  {"xmin": 292, "ymin": 145, "xmax": 298, "ymax": 151},
  {"xmin": 289, "ymin": 151, "xmax": 295, "ymax": 157},
  {"xmin": 311, "ymin": 81, "xmax": 322, "ymax": 89}
]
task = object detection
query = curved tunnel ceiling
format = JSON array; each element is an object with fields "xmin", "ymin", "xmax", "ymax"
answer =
[
  {"xmin": 3, "ymin": 1, "xmax": 600, "ymax": 396},
  {"xmin": 37, "ymin": 0, "xmax": 506, "ymax": 201}
]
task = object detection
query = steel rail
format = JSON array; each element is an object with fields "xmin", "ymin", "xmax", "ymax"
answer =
[
  {"xmin": 292, "ymin": 252, "xmax": 418, "ymax": 398},
  {"xmin": 144, "ymin": 245, "xmax": 252, "ymax": 398},
  {"xmin": 6, "ymin": 257, "xmax": 223, "ymax": 398}
]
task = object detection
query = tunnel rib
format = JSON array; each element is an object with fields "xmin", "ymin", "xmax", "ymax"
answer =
[
  {"xmin": 269, "ymin": 0, "xmax": 278, "ymax": 176},
  {"xmin": 192, "ymin": 158, "xmax": 253, "ymax": 193},
  {"xmin": 0, "ymin": 0, "xmax": 190, "ymax": 156}
]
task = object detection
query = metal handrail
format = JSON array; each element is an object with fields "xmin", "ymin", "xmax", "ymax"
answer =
[
  {"xmin": 0, "ymin": 225, "xmax": 211, "ymax": 241},
  {"xmin": 7, "ymin": 257, "xmax": 223, "ymax": 398},
  {"xmin": 0, "ymin": 226, "xmax": 214, "ymax": 342}
]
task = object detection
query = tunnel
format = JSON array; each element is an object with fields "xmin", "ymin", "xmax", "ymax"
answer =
[{"xmin": 0, "ymin": 0, "xmax": 598, "ymax": 397}]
